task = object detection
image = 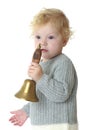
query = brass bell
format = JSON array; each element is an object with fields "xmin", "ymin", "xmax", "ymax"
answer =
[
  {"xmin": 15, "ymin": 44, "xmax": 42, "ymax": 102},
  {"xmin": 15, "ymin": 79, "xmax": 39, "ymax": 102}
]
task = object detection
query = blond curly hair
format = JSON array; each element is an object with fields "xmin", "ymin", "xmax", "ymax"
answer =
[{"xmin": 30, "ymin": 8, "xmax": 73, "ymax": 42}]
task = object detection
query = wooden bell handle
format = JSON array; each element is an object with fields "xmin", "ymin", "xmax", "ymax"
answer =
[{"xmin": 32, "ymin": 44, "xmax": 42, "ymax": 63}]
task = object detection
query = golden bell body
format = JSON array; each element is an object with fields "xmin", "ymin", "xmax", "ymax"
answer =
[{"xmin": 15, "ymin": 79, "xmax": 39, "ymax": 102}]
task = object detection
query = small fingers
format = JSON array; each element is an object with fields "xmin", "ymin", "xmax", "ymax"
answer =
[
  {"xmin": 31, "ymin": 62, "xmax": 39, "ymax": 67},
  {"xmin": 9, "ymin": 115, "xmax": 15, "ymax": 121},
  {"xmin": 9, "ymin": 116, "xmax": 23, "ymax": 126},
  {"xmin": 14, "ymin": 120, "xmax": 23, "ymax": 126},
  {"xmin": 10, "ymin": 110, "xmax": 18, "ymax": 114}
]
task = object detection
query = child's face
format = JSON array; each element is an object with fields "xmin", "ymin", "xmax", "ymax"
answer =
[{"xmin": 33, "ymin": 23, "xmax": 66, "ymax": 61}]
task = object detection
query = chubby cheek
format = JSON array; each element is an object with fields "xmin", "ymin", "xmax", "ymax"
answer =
[
  {"xmin": 50, "ymin": 44, "xmax": 62, "ymax": 55},
  {"xmin": 34, "ymin": 39, "xmax": 39, "ymax": 47},
  {"xmin": 35, "ymin": 42, "xmax": 39, "ymax": 48}
]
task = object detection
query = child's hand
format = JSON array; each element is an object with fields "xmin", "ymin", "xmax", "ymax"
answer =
[
  {"xmin": 28, "ymin": 62, "xmax": 43, "ymax": 82},
  {"xmin": 9, "ymin": 109, "xmax": 28, "ymax": 126}
]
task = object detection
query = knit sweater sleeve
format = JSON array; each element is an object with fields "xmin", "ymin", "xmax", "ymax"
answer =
[
  {"xmin": 22, "ymin": 103, "xmax": 30, "ymax": 117},
  {"xmin": 36, "ymin": 59, "xmax": 75, "ymax": 102}
]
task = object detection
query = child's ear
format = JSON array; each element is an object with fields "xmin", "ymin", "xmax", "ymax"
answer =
[{"xmin": 63, "ymin": 40, "xmax": 67, "ymax": 47}]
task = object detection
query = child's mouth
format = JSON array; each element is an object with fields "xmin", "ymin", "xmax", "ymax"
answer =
[{"xmin": 41, "ymin": 49, "xmax": 48, "ymax": 52}]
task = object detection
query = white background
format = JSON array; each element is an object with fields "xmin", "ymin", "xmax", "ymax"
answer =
[{"xmin": 0, "ymin": 0, "xmax": 87, "ymax": 130}]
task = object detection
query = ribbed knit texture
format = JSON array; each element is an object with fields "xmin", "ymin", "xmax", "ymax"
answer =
[{"xmin": 22, "ymin": 53, "xmax": 78, "ymax": 125}]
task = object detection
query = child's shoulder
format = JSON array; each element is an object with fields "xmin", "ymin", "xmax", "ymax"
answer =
[
  {"xmin": 53, "ymin": 53, "xmax": 76, "ymax": 70},
  {"xmin": 55, "ymin": 53, "xmax": 73, "ymax": 64}
]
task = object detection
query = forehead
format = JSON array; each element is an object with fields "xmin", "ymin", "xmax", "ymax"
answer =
[{"xmin": 34, "ymin": 23, "xmax": 58, "ymax": 34}]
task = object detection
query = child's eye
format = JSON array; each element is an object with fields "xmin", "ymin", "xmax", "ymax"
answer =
[
  {"xmin": 48, "ymin": 36, "xmax": 54, "ymax": 39},
  {"xmin": 36, "ymin": 35, "xmax": 41, "ymax": 39}
]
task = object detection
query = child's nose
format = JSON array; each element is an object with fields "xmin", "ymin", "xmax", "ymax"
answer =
[{"xmin": 40, "ymin": 39, "xmax": 47, "ymax": 46}]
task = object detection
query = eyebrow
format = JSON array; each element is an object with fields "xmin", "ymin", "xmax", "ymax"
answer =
[{"xmin": 35, "ymin": 32, "xmax": 57, "ymax": 35}]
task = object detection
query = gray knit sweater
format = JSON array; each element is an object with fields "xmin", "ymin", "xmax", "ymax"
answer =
[{"xmin": 22, "ymin": 53, "xmax": 78, "ymax": 125}]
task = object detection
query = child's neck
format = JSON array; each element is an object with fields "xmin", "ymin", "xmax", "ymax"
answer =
[
  {"xmin": 41, "ymin": 58, "xmax": 49, "ymax": 62},
  {"xmin": 41, "ymin": 53, "xmax": 62, "ymax": 62}
]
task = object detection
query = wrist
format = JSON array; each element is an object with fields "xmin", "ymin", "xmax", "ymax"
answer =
[{"xmin": 35, "ymin": 73, "xmax": 43, "ymax": 82}]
